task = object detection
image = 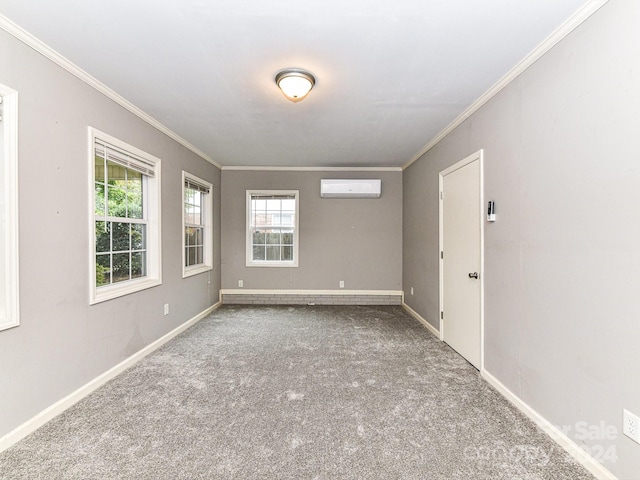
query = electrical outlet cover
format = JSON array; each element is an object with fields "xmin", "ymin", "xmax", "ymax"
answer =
[{"xmin": 623, "ymin": 409, "xmax": 640, "ymax": 444}]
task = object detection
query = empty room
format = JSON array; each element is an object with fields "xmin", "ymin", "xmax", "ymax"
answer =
[{"xmin": 0, "ymin": 0, "xmax": 638, "ymax": 478}]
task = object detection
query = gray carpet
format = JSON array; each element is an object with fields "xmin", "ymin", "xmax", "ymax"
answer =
[{"xmin": 0, "ymin": 305, "xmax": 594, "ymax": 479}]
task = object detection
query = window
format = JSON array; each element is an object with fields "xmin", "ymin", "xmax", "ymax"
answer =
[
  {"xmin": 246, "ymin": 190, "xmax": 299, "ymax": 267},
  {"xmin": 182, "ymin": 171, "xmax": 213, "ymax": 277},
  {"xmin": 89, "ymin": 128, "xmax": 161, "ymax": 304},
  {"xmin": 0, "ymin": 85, "xmax": 19, "ymax": 331}
]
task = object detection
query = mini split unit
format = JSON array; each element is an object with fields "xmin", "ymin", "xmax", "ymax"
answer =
[{"xmin": 320, "ymin": 179, "xmax": 381, "ymax": 198}]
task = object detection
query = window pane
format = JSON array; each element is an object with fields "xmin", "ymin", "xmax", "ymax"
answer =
[
  {"xmin": 266, "ymin": 232, "xmax": 280, "ymax": 245},
  {"xmin": 112, "ymin": 253, "xmax": 130, "ymax": 283},
  {"xmin": 96, "ymin": 221, "xmax": 111, "ymax": 253},
  {"xmin": 266, "ymin": 246, "xmax": 280, "ymax": 261},
  {"xmin": 187, "ymin": 246, "xmax": 196, "ymax": 266},
  {"xmin": 107, "ymin": 160, "xmax": 127, "ymax": 182},
  {"xmin": 282, "ymin": 199, "xmax": 295, "ymax": 211},
  {"xmin": 95, "ymin": 155, "xmax": 105, "ymax": 182},
  {"xmin": 255, "ymin": 212, "xmax": 268, "ymax": 227},
  {"xmin": 282, "ymin": 231, "xmax": 293, "ymax": 245},
  {"xmin": 132, "ymin": 224, "xmax": 145, "ymax": 251},
  {"xmin": 95, "ymin": 183, "xmax": 105, "ymax": 216},
  {"xmin": 195, "ymin": 227, "xmax": 203, "ymax": 246},
  {"xmin": 96, "ymin": 254, "xmax": 110, "ymax": 286},
  {"xmin": 186, "ymin": 227, "xmax": 196, "ymax": 247},
  {"xmin": 280, "ymin": 213, "xmax": 293, "ymax": 226},
  {"xmin": 253, "ymin": 230, "xmax": 265, "ymax": 245},
  {"xmin": 196, "ymin": 246, "xmax": 203, "ymax": 265},
  {"xmin": 127, "ymin": 170, "xmax": 143, "ymax": 219},
  {"xmin": 108, "ymin": 186, "xmax": 127, "ymax": 217},
  {"xmin": 253, "ymin": 245, "xmax": 265, "ymax": 261},
  {"xmin": 131, "ymin": 252, "xmax": 145, "ymax": 278},
  {"xmin": 112, "ymin": 222, "xmax": 130, "ymax": 252},
  {"xmin": 266, "ymin": 199, "xmax": 281, "ymax": 212},
  {"xmin": 191, "ymin": 207, "xmax": 202, "ymax": 225},
  {"xmin": 282, "ymin": 246, "xmax": 293, "ymax": 261},
  {"xmin": 185, "ymin": 203, "xmax": 193, "ymax": 224},
  {"xmin": 253, "ymin": 198, "xmax": 266, "ymax": 212}
]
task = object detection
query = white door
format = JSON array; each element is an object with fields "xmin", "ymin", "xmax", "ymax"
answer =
[{"xmin": 440, "ymin": 152, "xmax": 482, "ymax": 369}]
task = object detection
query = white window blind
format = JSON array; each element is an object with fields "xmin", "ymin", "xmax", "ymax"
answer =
[
  {"xmin": 95, "ymin": 139, "xmax": 156, "ymax": 177},
  {"xmin": 185, "ymin": 177, "xmax": 210, "ymax": 194}
]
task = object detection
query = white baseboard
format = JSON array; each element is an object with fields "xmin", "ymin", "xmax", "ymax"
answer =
[
  {"xmin": 402, "ymin": 302, "xmax": 440, "ymax": 338},
  {"xmin": 481, "ymin": 370, "xmax": 617, "ymax": 480},
  {"xmin": 0, "ymin": 301, "xmax": 221, "ymax": 453},
  {"xmin": 220, "ymin": 288, "xmax": 403, "ymax": 296}
]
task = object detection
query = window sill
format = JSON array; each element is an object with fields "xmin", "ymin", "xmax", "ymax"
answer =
[
  {"xmin": 246, "ymin": 261, "xmax": 299, "ymax": 268},
  {"xmin": 183, "ymin": 264, "xmax": 213, "ymax": 278},
  {"xmin": 0, "ymin": 318, "xmax": 19, "ymax": 332},
  {"xmin": 90, "ymin": 277, "xmax": 161, "ymax": 305}
]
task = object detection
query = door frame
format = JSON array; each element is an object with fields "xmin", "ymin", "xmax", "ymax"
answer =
[{"xmin": 438, "ymin": 149, "xmax": 485, "ymax": 371}]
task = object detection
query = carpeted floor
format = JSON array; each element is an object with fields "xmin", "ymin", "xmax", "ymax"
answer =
[{"xmin": 0, "ymin": 305, "xmax": 594, "ymax": 479}]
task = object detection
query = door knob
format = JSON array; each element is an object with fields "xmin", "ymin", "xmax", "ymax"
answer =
[{"xmin": 468, "ymin": 272, "xmax": 479, "ymax": 279}]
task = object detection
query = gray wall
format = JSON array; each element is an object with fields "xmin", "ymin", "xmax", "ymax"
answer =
[
  {"xmin": 0, "ymin": 29, "xmax": 221, "ymax": 438},
  {"xmin": 403, "ymin": 1, "xmax": 640, "ymax": 477},
  {"xmin": 221, "ymin": 170, "xmax": 402, "ymax": 291}
]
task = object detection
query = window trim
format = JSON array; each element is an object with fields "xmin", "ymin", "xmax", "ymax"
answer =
[
  {"xmin": 0, "ymin": 85, "xmax": 20, "ymax": 331},
  {"xmin": 88, "ymin": 127, "xmax": 162, "ymax": 304},
  {"xmin": 246, "ymin": 190, "xmax": 299, "ymax": 268},
  {"xmin": 182, "ymin": 171, "xmax": 213, "ymax": 278}
]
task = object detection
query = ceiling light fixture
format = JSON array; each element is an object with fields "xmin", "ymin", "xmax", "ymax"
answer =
[{"xmin": 275, "ymin": 69, "xmax": 316, "ymax": 103}]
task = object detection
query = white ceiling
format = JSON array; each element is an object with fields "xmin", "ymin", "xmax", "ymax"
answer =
[{"xmin": 1, "ymin": 0, "xmax": 593, "ymax": 168}]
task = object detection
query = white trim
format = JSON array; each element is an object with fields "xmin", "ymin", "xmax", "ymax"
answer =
[
  {"xmin": 221, "ymin": 289, "xmax": 403, "ymax": 296},
  {"xmin": 402, "ymin": 302, "xmax": 440, "ymax": 337},
  {"xmin": 482, "ymin": 370, "xmax": 617, "ymax": 480},
  {"xmin": 0, "ymin": 14, "xmax": 221, "ymax": 169},
  {"xmin": 246, "ymin": 190, "xmax": 300, "ymax": 268},
  {"xmin": 403, "ymin": 0, "xmax": 610, "ymax": 170},
  {"xmin": 88, "ymin": 127, "xmax": 162, "ymax": 304},
  {"xmin": 182, "ymin": 171, "xmax": 213, "ymax": 278},
  {"xmin": 439, "ymin": 150, "xmax": 484, "ymax": 369},
  {"xmin": 0, "ymin": 301, "xmax": 221, "ymax": 453},
  {"xmin": 0, "ymin": 84, "xmax": 19, "ymax": 331},
  {"xmin": 223, "ymin": 166, "xmax": 402, "ymax": 172}
]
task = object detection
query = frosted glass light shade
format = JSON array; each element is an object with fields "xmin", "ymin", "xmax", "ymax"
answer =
[{"xmin": 275, "ymin": 69, "xmax": 316, "ymax": 103}]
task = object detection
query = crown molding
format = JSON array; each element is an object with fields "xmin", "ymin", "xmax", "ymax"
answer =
[
  {"xmin": 222, "ymin": 165, "xmax": 402, "ymax": 172},
  {"xmin": 403, "ymin": 0, "xmax": 610, "ymax": 170},
  {"xmin": 0, "ymin": 14, "xmax": 222, "ymax": 170}
]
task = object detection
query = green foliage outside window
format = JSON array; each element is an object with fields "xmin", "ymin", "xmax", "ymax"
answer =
[{"xmin": 95, "ymin": 157, "xmax": 146, "ymax": 287}]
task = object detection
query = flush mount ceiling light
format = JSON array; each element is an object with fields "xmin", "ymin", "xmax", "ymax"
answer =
[{"xmin": 275, "ymin": 69, "xmax": 316, "ymax": 103}]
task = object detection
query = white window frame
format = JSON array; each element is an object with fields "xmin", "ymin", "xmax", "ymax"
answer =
[
  {"xmin": 0, "ymin": 84, "xmax": 20, "ymax": 331},
  {"xmin": 88, "ymin": 127, "xmax": 162, "ymax": 304},
  {"xmin": 246, "ymin": 190, "xmax": 299, "ymax": 268},
  {"xmin": 182, "ymin": 171, "xmax": 213, "ymax": 278}
]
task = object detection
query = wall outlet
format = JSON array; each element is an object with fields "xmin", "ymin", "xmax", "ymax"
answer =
[
  {"xmin": 339, "ymin": 280, "xmax": 345, "ymax": 288},
  {"xmin": 238, "ymin": 280, "xmax": 243, "ymax": 288},
  {"xmin": 163, "ymin": 304, "xmax": 169, "ymax": 316},
  {"xmin": 623, "ymin": 409, "xmax": 640, "ymax": 444},
  {"xmin": 410, "ymin": 287, "xmax": 414, "ymax": 295}
]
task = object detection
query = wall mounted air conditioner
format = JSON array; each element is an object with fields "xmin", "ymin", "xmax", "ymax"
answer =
[{"xmin": 320, "ymin": 179, "xmax": 381, "ymax": 198}]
